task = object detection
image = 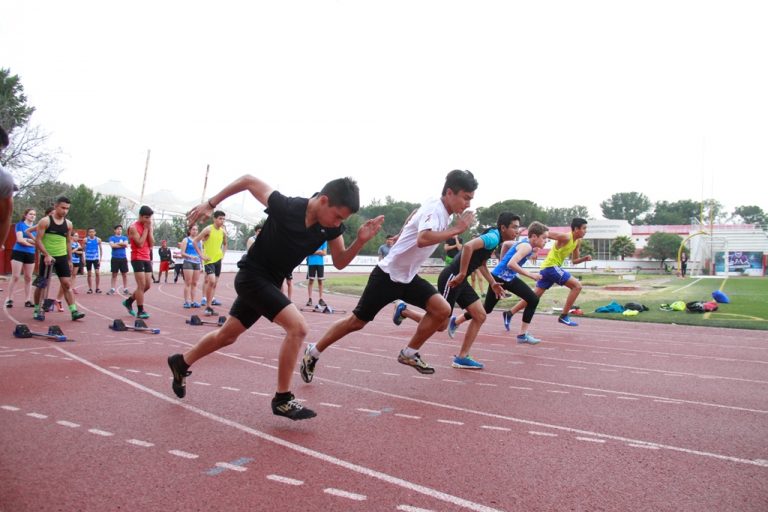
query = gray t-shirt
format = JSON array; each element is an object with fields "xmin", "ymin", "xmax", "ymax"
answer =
[{"xmin": 0, "ymin": 165, "xmax": 16, "ymax": 198}]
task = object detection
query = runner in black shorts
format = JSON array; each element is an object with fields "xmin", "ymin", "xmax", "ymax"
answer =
[
  {"xmin": 167, "ymin": 174, "xmax": 383, "ymax": 421},
  {"xmin": 300, "ymin": 170, "xmax": 477, "ymax": 382}
]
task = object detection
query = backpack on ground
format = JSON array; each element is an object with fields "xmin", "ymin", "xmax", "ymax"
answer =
[{"xmin": 686, "ymin": 301, "xmax": 705, "ymax": 313}]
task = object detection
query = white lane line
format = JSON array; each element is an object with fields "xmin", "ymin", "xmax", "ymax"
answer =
[
  {"xmin": 476, "ymin": 383, "xmax": 497, "ymax": 387},
  {"xmin": 567, "ymin": 366, "xmax": 587, "ymax": 370},
  {"xmin": 576, "ymin": 437, "xmax": 606, "ymax": 444},
  {"xmin": 584, "ymin": 393, "xmax": 606, "ymax": 398},
  {"xmin": 27, "ymin": 412, "xmax": 48, "ymax": 419},
  {"xmin": 169, "ymin": 450, "xmax": 199, "ymax": 459},
  {"xmin": 663, "ymin": 374, "xmax": 685, "ymax": 378},
  {"xmin": 127, "ymin": 439, "xmax": 154, "ymax": 447},
  {"xmin": 536, "ymin": 363, "xmax": 556, "ymax": 367},
  {"xmin": 248, "ymin": 355, "xmax": 264, "ymax": 360},
  {"xmin": 412, "ymin": 376, "xmax": 431, "ymax": 380},
  {"xmin": 437, "ymin": 419, "xmax": 464, "ymax": 426},
  {"xmin": 442, "ymin": 379, "xmax": 462, "ymax": 383},
  {"xmin": 44, "ymin": 354, "xmax": 58, "ymax": 358},
  {"xmin": 352, "ymin": 369, "xmax": 371, "ymax": 373},
  {"xmin": 221, "ymin": 386, "xmax": 240, "ymax": 391},
  {"xmin": 654, "ymin": 400, "xmax": 683, "ymax": 404},
  {"xmin": 319, "ymin": 402, "xmax": 342, "ymax": 408},
  {"xmin": 547, "ymin": 390, "xmax": 570, "ymax": 394},
  {"xmin": 509, "ymin": 386, "xmax": 532, "ymax": 391},
  {"xmin": 125, "ymin": 369, "xmax": 141, "ymax": 373},
  {"xmin": 599, "ymin": 369, "xmax": 618, "ymax": 373},
  {"xmin": 398, "ymin": 506, "xmax": 433, "ymax": 512},
  {"xmin": 251, "ymin": 391, "xmax": 271, "ymax": 397},
  {"xmin": 324, "ymin": 488, "xmax": 366, "ymax": 501},
  {"xmin": 394, "ymin": 413, "xmax": 421, "ymax": 420},
  {"xmin": 1, "ymin": 405, "xmax": 20, "ymax": 411},
  {"xmin": 382, "ymin": 372, "xmax": 400, "ymax": 376},
  {"xmin": 56, "ymin": 420, "xmax": 80, "ymax": 428},
  {"xmin": 630, "ymin": 371, "xmax": 650, "ymax": 375},
  {"xmin": 481, "ymin": 426, "xmax": 511, "ymax": 432},
  {"xmin": 266, "ymin": 474, "xmax": 304, "ymax": 485},
  {"xmin": 529, "ymin": 431, "xmax": 558, "ymax": 437},
  {"xmin": 108, "ymin": 366, "xmax": 121, "ymax": 369},
  {"xmin": 88, "ymin": 429, "xmax": 114, "ymax": 437},
  {"xmin": 215, "ymin": 462, "xmax": 248, "ymax": 472},
  {"xmin": 193, "ymin": 381, "xmax": 211, "ymax": 386},
  {"xmin": 326, "ymin": 365, "xmax": 341, "ymax": 369},
  {"xmin": 357, "ymin": 408, "xmax": 380, "ymax": 414},
  {"xmin": 145, "ymin": 372, "xmax": 162, "ymax": 377},
  {"xmin": 621, "ymin": 353, "xmax": 638, "ymax": 356},
  {"xmin": 628, "ymin": 443, "xmax": 661, "ymax": 450},
  {"xmin": 616, "ymin": 396, "xmax": 639, "ymax": 400}
]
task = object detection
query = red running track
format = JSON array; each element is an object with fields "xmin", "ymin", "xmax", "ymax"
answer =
[{"xmin": 1, "ymin": 274, "xmax": 767, "ymax": 511}]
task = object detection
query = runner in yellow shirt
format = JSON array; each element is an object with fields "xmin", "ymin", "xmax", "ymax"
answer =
[{"xmin": 195, "ymin": 210, "xmax": 228, "ymax": 316}]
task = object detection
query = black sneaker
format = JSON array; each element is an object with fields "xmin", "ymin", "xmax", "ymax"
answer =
[
  {"xmin": 204, "ymin": 306, "xmax": 216, "ymax": 316},
  {"xmin": 168, "ymin": 354, "xmax": 191, "ymax": 398},
  {"xmin": 300, "ymin": 344, "xmax": 318, "ymax": 383},
  {"xmin": 305, "ymin": 298, "xmax": 313, "ymax": 307},
  {"xmin": 318, "ymin": 298, "xmax": 327, "ymax": 307},
  {"xmin": 271, "ymin": 393, "xmax": 317, "ymax": 421}
]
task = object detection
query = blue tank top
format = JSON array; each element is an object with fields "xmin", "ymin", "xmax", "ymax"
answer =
[
  {"xmin": 183, "ymin": 237, "xmax": 200, "ymax": 264},
  {"xmin": 71, "ymin": 242, "xmax": 81, "ymax": 264},
  {"xmin": 13, "ymin": 221, "xmax": 36, "ymax": 254},
  {"xmin": 492, "ymin": 237, "xmax": 531, "ymax": 282},
  {"xmin": 84, "ymin": 237, "xmax": 100, "ymax": 260}
]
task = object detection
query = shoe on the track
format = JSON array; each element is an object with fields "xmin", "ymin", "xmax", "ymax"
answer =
[
  {"xmin": 502, "ymin": 311, "xmax": 513, "ymax": 331},
  {"xmin": 271, "ymin": 393, "xmax": 317, "ymax": 421},
  {"xmin": 71, "ymin": 310, "xmax": 85, "ymax": 321},
  {"xmin": 122, "ymin": 299, "xmax": 135, "ymax": 317},
  {"xmin": 87, "ymin": 289, "xmax": 93, "ymax": 294},
  {"xmin": 558, "ymin": 315, "xmax": 578, "ymax": 327},
  {"xmin": 137, "ymin": 311, "xmax": 150, "ymax": 320},
  {"xmin": 56, "ymin": 300, "xmax": 64, "ymax": 312},
  {"xmin": 451, "ymin": 355, "xmax": 484, "ymax": 369},
  {"xmin": 4, "ymin": 299, "xmax": 12, "ymax": 308},
  {"xmin": 447, "ymin": 316, "xmax": 458, "ymax": 339},
  {"xmin": 190, "ymin": 302, "xmax": 200, "ymax": 308},
  {"xmin": 95, "ymin": 289, "xmax": 102, "ymax": 294},
  {"xmin": 318, "ymin": 298, "xmax": 327, "ymax": 307},
  {"xmin": 200, "ymin": 297, "xmax": 207, "ymax": 306},
  {"xmin": 33, "ymin": 312, "xmax": 45, "ymax": 321},
  {"xmin": 167, "ymin": 354, "xmax": 191, "ymax": 398},
  {"xmin": 393, "ymin": 301, "xmax": 407, "ymax": 326},
  {"xmin": 211, "ymin": 298, "xmax": 222, "ymax": 306},
  {"xmin": 183, "ymin": 302, "xmax": 191, "ymax": 309},
  {"xmin": 25, "ymin": 301, "xmax": 34, "ymax": 308},
  {"xmin": 516, "ymin": 332, "xmax": 541, "ymax": 345},
  {"xmin": 300, "ymin": 344, "xmax": 318, "ymax": 383},
  {"xmin": 305, "ymin": 298, "xmax": 313, "ymax": 307},
  {"xmin": 204, "ymin": 306, "xmax": 216, "ymax": 317},
  {"xmin": 106, "ymin": 288, "xmax": 115, "ymax": 295},
  {"xmin": 397, "ymin": 350, "xmax": 435, "ymax": 374}
]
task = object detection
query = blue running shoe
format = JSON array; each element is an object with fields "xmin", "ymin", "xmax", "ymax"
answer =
[
  {"xmin": 516, "ymin": 332, "xmax": 541, "ymax": 345},
  {"xmin": 393, "ymin": 301, "xmax": 407, "ymax": 326},
  {"xmin": 211, "ymin": 298, "xmax": 222, "ymax": 306},
  {"xmin": 201, "ymin": 297, "xmax": 208, "ymax": 306},
  {"xmin": 451, "ymin": 355, "xmax": 484, "ymax": 369},
  {"xmin": 183, "ymin": 302, "xmax": 191, "ymax": 309},
  {"xmin": 190, "ymin": 302, "xmax": 201, "ymax": 308},
  {"xmin": 558, "ymin": 315, "xmax": 578, "ymax": 327},
  {"xmin": 447, "ymin": 316, "xmax": 458, "ymax": 339},
  {"xmin": 502, "ymin": 311, "xmax": 512, "ymax": 331}
]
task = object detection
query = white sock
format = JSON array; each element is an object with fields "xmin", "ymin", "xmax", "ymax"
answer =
[
  {"xmin": 309, "ymin": 345, "xmax": 321, "ymax": 358},
  {"xmin": 402, "ymin": 347, "xmax": 417, "ymax": 357}
]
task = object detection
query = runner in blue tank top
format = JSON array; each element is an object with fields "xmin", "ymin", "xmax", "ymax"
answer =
[{"xmin": 84, "ymin": 227, "xmax": 103, "ymax": 293}]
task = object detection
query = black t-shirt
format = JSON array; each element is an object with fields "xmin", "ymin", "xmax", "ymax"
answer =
[
  {"xmin": 446, "ymin": 236, "xmax": 462, "ymax": 258},
  {"xmin": 240, "ymin": 191, "xmax": 345, "ymax": 284},
  {"xmin": 158, "ymin": 247, "xmax": 172, "ymax": 262},
  {"xmin": 446, "ymin": 229, "xmax": 499, "ymax": 277}
]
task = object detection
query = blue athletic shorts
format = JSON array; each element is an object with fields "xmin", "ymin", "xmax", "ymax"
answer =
[{"xmin": 536, "ymin": 266, "xmax": 571, "ymax": 290}]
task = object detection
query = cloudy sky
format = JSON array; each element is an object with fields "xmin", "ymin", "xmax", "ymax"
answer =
[{"xmin": 3, "ymin": 1, "xmax": 767, "ymax": 220}]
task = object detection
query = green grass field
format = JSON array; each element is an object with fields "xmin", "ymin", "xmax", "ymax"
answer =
[{"xmin": 323, "ymin": 273, "xmax": 768, "ymax": 331}]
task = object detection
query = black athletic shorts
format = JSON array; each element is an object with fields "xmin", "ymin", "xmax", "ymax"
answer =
[
  {"xmin": 230, "ymin": 268, "xmax": 291, "ymax": 328},
  {"xmin": 306, "ymin": 265, "xmax": 325, "ymax": 280},
  {"xmin": 111, "ymin": 258, "xmax": 129, "ymax": 274},
  {"xmin": 437, "ymin": 266, "xmax": 480, "ymax": 310},
  {"xmin": 11, "ymin": 250, "xmax": 35, "ymax": 265},
  {"xmin": 352, "ymin": 266, "xmax": 438, "ymax": 323},
  {"xmin": 131, "ymin": 260, "xmax": 153, "ymax": 273},
  {"xmin": 204, "ymin": 259, "xmax": 222, "ymax": 277},
  {"xmin": 39, "ymin": 254, "xmax": 71, "ymax": 279},
  {"xmin": 86, "ymin": 259, "xmax": 100, "ymax": 271},
  {"xmin": 73, "ymin": 260, "xmax": 84, "ymax": 275}
]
